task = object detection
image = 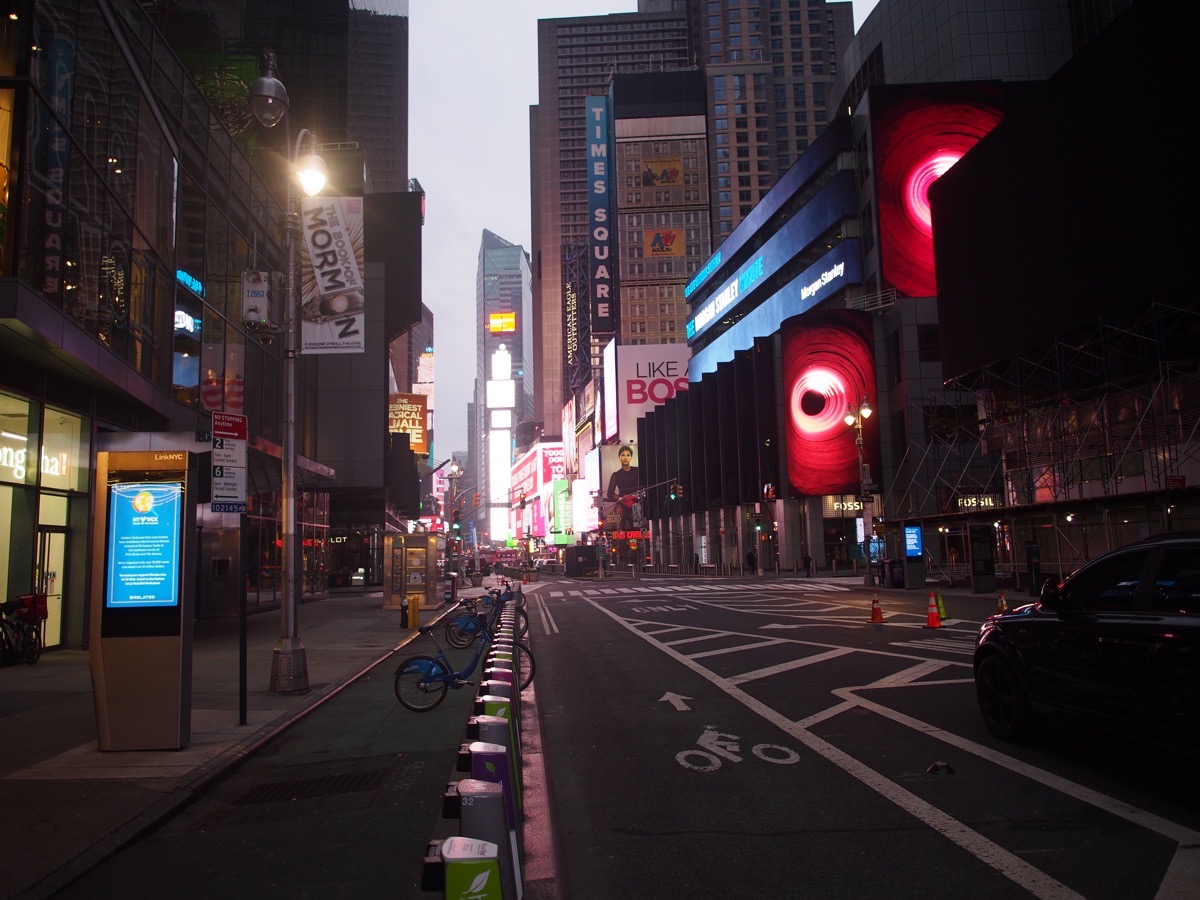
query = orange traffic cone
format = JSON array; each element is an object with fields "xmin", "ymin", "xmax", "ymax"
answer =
[
  {"xmin": 522, "ymin": 572, "xmax": 529, "ymax": 585},
  {"xmin": 869, "ymin": 592, "xmax": 884, "ymax": 623},
  {"xmin": 924, "ymin": 591, "xmax": 942, "ymax": 628},
  {"xmin": 997, "ymin": 590, "xmax": 1008, "ymax": 614}
]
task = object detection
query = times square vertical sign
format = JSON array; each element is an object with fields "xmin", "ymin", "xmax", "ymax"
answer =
[{"xmin": 587, "ymin": 94, "xmax": 615, "ymax": 334}]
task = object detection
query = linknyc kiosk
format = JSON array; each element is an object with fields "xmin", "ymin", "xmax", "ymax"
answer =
[{"xmin": 89, "ymin": 451, "xmax": 197, "ymax": 750}]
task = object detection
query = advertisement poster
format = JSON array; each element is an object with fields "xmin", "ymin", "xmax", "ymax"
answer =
[
  {"xmin": 105, "ymin": 482, "xmax": 184, "ymax": 608},
  {"xmin": 299, "ymin": 196, "xmax": 366, "ymax": 354},
  {"xmin": 388, "ymin": 393, "xmax": 429, "ymax": 454}
]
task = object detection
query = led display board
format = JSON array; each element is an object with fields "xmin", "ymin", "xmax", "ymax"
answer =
[{"xmin": 105, "ymin": 481, "xmax": 184, "ymax": 609}]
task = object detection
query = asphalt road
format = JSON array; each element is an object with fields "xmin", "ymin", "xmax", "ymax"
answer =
[{"xmin": 528, "ymin": 578, "xmax": 1200, "ymax": 900}]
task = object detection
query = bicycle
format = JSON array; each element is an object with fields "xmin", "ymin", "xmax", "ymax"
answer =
[
  {"xmin": 394, "ymin": 612, "xmax": 535, "ymax": 712},
  {"xmin": 444, "ymin": 580, "xmax": 529, "ymax": 649},
  {"xmin": 0, "ymin": 599, "xmax": 44, "ymax": 666}
]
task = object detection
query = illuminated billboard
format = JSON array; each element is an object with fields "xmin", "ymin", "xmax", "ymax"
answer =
[
  {"xmin": 781, "ymin": 310, "xmax": 879, "ymax": 496},
  {"xmin": 489, "ymin": 312, "xmax": 516, "ymax": 333},
  {"xmin": 388, "ymin": 393, "xmax": 429, "ymax": 454},
  {"xmin": 873, "ymin": 86, "xmax": 1002, "ymax": 298}
]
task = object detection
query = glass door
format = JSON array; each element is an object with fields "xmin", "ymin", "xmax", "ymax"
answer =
[{"xmin": 35, "ymin": 526, "xmax": 66, "ymax": 648}]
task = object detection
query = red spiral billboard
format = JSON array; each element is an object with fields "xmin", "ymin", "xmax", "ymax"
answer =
[{"xmin": 782, "ymin": 310, "xmax": 879, "ymax": 497}]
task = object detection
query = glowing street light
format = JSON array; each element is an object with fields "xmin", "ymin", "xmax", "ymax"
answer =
[
  {"xmin": 249, "ymin": 49, "xmax": 328, "ymax": 693},
  {"xmin": 844, "ymin": 397, "xmax": 875, "ymax": 587}
]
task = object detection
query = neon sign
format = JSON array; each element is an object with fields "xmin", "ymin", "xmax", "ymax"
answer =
[{"xmin": 687, "ymin": 255, "xmax": 764, "ymax": 339}]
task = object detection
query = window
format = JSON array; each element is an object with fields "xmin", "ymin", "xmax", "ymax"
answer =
[
  {"xmin": 917, "ymin": 324, "xmax": 940, "ymax": 363},
  {"xmin": 1061, "ymin": 550, "xmax": 1150, "ymax": 612},
  {"xmin": 1150, "ymin": 547, "xmax": 1200, "ymax": 614}
]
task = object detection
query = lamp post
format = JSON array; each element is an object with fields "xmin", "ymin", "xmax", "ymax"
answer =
[
  {"xmin": 250, "ymin": 49, "xmax": 328, "ymax": 693},
  {"xmin": 844, "ymin": 397, "xmax": 875, "ymax": 587},
  {"xmin": 446, "ymin": 463, "xmax": 461, "ymax": 575}
]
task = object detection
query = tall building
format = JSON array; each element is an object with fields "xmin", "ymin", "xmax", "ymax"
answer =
[
  {"xmin": 631, "ymin": 0, "xmax": 1181, "ymax": 583},
  {"xmin": 0, "ymin": 0, "xmax": 421, "ymax": 661},
  {"xmin": 530, "ymin": 7, "xmax": 691, "ymax": 439},
  {"xmin": 473, "ymin": 230, "xmax": 533, "ymax": 544},
  {"xmin": 156, "ymin": 0, "xmax": 425, "ymax": 555},
  {"xmin": 529, "ymin": 1, "xmax": 853, "ymax": 463},
  {"xmin": 693, "ymin": 0, "xmax": 853, "ymax": 240}
]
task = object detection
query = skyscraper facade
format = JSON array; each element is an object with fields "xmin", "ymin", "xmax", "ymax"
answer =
[
  {"xmin": 473, "ymin": 230, "xmax": 533, "ymax": 542},
  {"xmin": 530, "ymin": 1, "xmax": 853, "ymax": 462},
  {"xmin": 530, "ymin": 8, "xmax": 691, "ymax": 439}
]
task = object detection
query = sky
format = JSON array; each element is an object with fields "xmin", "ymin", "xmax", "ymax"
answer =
[{"xmin": 408, "ymin": 0, "xmax": 880, "ymax": 458}]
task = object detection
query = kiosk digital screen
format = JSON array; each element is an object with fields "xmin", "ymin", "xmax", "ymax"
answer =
[
  {"xmin": 105, "ymin": 481, "xmax": 185, "ymax": 609},
  {"xmin": 905, "ymin": 526, "xmax": 924, "ymax": 558}
]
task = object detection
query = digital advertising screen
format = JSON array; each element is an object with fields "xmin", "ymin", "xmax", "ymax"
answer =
[
  {"xmin": 105, "ymin": 481, "xmax": 185, "ymax": 609},
  {"xmin": 905, "ymin": 526, "xmax": 924, "ymax": 558}
]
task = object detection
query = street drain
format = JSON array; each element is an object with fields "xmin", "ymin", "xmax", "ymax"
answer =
[{"xmin": 233, "ymin": 767, "xmax": 392, "ymax": 804}]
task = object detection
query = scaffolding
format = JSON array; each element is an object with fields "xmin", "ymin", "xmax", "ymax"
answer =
[{"xmin": 886, "ymin": 298, "xmax": 1200, "ymax": 581}]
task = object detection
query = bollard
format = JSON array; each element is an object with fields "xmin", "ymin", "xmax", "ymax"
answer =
[{"xmin": 442, "ymin": 779, "xmax": 521, "ymax": 899}]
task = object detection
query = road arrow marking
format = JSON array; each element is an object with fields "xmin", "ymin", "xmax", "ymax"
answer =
[{"xmin": 659, "ymin": 692, "xmax": 693, "ymax": 711}]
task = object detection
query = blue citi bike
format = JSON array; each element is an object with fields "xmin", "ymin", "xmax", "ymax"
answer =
[
  {"xmin": 394, "ymin": 594, "xmax": 535, "ymax": 712},
  {"xmin": 444, "ymin": 579, "xmax": 529, "ymax": 648}
]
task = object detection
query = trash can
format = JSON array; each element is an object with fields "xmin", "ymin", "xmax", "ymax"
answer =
[
  {"xmin": 888, "ymin": 559, "xmax": 906, "ymax": 589},
  {"xmin": 444, "ymin": 574, "xmax": 458, "ymax": 606}
]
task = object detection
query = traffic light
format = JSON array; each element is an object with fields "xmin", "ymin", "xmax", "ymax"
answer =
[
  {"xmin": 677, "ymin": 482, "xmax": 684, "ymax": 499},
  {"xmin": 669, "ymin": 481, "xmax": 678, "ymax": 501},
  {"xmin": 473, "ymin": 491, "xmax": 480, "ymax": 507},
  {"xmin": 519, "ymin": 490, "xmax": 527, "ymax": 509},
  {"xmin": 755, "ymin": 516, "xmax": 763, "ymax": 533},
  {"xmin": 451, "ymin": 509, "xmax": 462, "ymax": 533}
]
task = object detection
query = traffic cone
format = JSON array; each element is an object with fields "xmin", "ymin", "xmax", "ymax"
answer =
[
  {"xmin": 869, "ymin": 592, "xmax": 884, "ymax": 623},
  {"xmin": 997, "ymin": 590, "xmax": 1008, "ymax": 614},
  {"xmin": 935, "ymin": 587, "xmax": 947, "ymax": 621},
  {"xmin": 522, "ymin": 572, "xmax": 529, "ymax": 585},
  {"xmin": 924, "ymin": 591, "xmax": 942, "ymax": 628}
]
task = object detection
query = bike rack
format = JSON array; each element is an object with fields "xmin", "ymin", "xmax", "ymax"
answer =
[{"xmin": 418, "ymin": 592, "xmax": 529, "ymax": 900}]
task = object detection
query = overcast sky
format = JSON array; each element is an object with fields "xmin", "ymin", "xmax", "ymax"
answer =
[{"xmin": 408, "ymin": 0, "xmax": 880, "ymax": 459}]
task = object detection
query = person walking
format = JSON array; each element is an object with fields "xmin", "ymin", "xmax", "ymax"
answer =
[
  {"xmin": 803, "ymin": 553, "xmax": 814, "ymax": 577},
  {"xmin": 746, "ymin": 548, "xmax": 757, "ymax": 572}
]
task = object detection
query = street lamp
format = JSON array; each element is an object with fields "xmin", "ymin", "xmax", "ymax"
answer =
[
  {"xmin": 844, "ymin": 397, "xmax": 875, "ymax": 587},
  {"xmin": 446, "ymin": 463, "xmax": 461, "ymax": 574},
  {"xmin": 250, "ymin": 49, "xmax": 328, "ymax": 693}
]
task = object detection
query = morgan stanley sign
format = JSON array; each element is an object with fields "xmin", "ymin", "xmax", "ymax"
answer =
[{"xmin": 587, "ymin": 94, "xmax": 615, "ymax": 334}]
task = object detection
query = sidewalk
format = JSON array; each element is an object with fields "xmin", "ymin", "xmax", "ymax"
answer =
[{"xmin": 0, "ymin": 586, "xmax": 459, "ymax": 900}]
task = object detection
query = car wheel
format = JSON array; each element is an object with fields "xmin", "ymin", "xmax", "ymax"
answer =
[{"xmin": 976, "ymin": 654, "xmax": 1039, "ymax": 741}]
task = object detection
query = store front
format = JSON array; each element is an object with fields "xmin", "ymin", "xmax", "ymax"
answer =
[{"xmin": 0, "ymin": 392, "xmax": 91, "ymax": 651}]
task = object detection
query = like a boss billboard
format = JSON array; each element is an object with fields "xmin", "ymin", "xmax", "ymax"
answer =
[{"xmin": 614, "ymin": 343, "xmax": 691, "ymax": 445}]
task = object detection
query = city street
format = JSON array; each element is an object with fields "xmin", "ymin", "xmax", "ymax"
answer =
[
  {"xmin": 40, "ymin": 576, "xmax": 1200, "ymax": 899},
  {"xmin": 529, "ymin": 577, "xmax": 1200, "ymax": 899}
]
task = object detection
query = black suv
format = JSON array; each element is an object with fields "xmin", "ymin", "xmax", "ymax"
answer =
[{"xmin": 973, "ymin": 532, "xmax": 1200, "ymax": 754}]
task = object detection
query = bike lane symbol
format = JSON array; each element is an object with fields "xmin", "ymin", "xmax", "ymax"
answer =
[{"xmin": 676, "ymin": 725, "xmax": 800, "ymax": 772}]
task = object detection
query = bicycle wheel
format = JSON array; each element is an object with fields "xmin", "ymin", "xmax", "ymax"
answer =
[
  {"xmin": 510, "ymin": 606, "xmax": 530, "ymax": 640},
  {"xmin": 394, "ymin": 655, "xmax": 450, "ymax": 711},
  {"xmin": 22, "ymin": 624, "xmax": 41, "ymax": 665},
  {"xmin": 513, "ymin": 641, "xmax": 536, "ymax": 691},
  {"xmin": 444, "ymin": 615, "xmax": 478, "ymax": 649}
]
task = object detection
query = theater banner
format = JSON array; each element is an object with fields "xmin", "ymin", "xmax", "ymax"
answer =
[
  {"xmin": 388, "ymin": 393, "xmax": 428, "ymax": 454},
  {"xmin": 299, "ymin": 196, "xmax": 366, "ymax": 354}
]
